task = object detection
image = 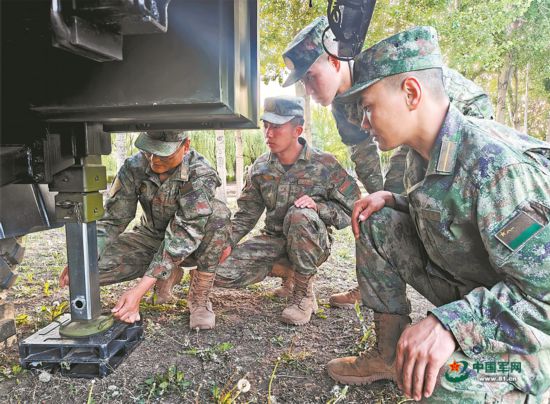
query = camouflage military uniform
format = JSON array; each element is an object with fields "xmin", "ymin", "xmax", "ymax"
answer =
[
  {"xmin": 331, "ymin": 26, "xmax": 550, "ymax": 401},
  {"xmin": 214, "ymin": 137, "xmax": 360, "ymax": 288},
  {"xmin": 357, "ymin": 106, "xmax": 550, "ymax": 401},
  {"xmin": 283, "ymin": 17, "xmax": 494, "ymax": 194},
  {"xmin": 97, "ymin": 149, "xmax": 231, "ymax": 285}
]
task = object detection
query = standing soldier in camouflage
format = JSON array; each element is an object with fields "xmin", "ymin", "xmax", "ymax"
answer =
[
  {"xmin": 60, "ymin": 131, "xmax": 231, "ymax": 330},
  {"xmin": 214, "ymin": 96, "xmax": 360, "ymax": 325},
  {"xmin": 282, "ymin": 16, "xmax": 494, "ymax": 309},
  {"xmin": 325, "ymin": 26, "xmax": 550, "ymax": 403}
]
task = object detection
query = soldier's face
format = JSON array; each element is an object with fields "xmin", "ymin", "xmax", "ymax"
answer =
[
  {"xmin": 144, "ymin": 139, "xmax": 190, "ymax": 174},
  {"xmin": 302, "ymin": 57, "xmax": 340, "ymax": 106},
  {"xmin": 359, "ymin": 80, "xmax": 410, "ymax": 151},
  {"xmin": 263, "ymin": 121, "xmax": 302, "ymax": 154}
]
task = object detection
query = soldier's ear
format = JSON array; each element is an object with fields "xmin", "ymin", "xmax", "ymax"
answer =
[
  {"xmin": 182, "ymin": 138, "xmax": 191, "ymax": 153},
  {"xmin": 402, "ymin": 77, "xmax": 422, "ymax": 110},
  {"xmin": 328, "ymin": 55, "xmax": 340, "ymax": 71},
  {"xmin": 294, "ymin": 125, "xmax": 304, "ymax": 137}
]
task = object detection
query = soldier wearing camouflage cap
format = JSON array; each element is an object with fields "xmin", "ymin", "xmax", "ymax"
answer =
[
  {"xmin": 283, "ymin": 16, "xmax": 494, "ymax": 310},
  {"xmin": 214, "ymin": 96, "xmax": 360, "ymax": 325},
  {"xmin": 60, "ymin": 130, "xmax": 232, "ymax": 330},
  {"xmin": 325, "ymin": 26, "xmax": 550, "ymax": 403}
]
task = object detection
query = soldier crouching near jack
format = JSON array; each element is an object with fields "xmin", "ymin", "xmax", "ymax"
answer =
[
  {"xmin": 213, "ymin": 96, "xmax": 360, "ymax": 326},
  {"xmin": 325, "ymin": 26, "xmax": 550, "ymax": 402},
  {"xmin": 60, "ymin": 131, "xmax": 231, "ymax": 330}
]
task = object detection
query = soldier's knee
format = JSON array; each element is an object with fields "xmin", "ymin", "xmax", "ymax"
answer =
[
  {"xmin": 359, "ymin": 207, "xmax": 399, "ymax": 238},
  {"xmin": 284, "ymin": 205, "xmax": 320, "ymax": 224}
]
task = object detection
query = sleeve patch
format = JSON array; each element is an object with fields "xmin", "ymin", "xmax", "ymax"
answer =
[
  {"xmin": 495, "ymin": 210, "xmax": 544, "ymax": 251},
  {"xmin": 338, "ymin": 179, "xmax": 355, "ymax": 195}
]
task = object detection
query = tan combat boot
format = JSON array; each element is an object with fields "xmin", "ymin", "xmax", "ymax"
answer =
[
  {"xmin": 148, "ymin": 267, "xmax": 184, "ymax": 305},
  {"xmin": 329, "ymin": 285, "xmax": 362, "ymax": 309},
  {"xmin": 187, "ymin": 269, "xmax": 216, "ymax": 330},
  {"xmin": 281, "ymin": 273, "xmax": 318, "ymax": 325},
  {"xmin": 268, "ymin": 262, "xmax": 294, "ymax": 298},
  {"xmin": 326, "ymin": 313, "xmax": 411, "ymax": 385}
]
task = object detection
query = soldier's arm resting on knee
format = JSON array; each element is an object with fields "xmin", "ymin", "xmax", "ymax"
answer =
[
  {"xmin": 230, "ymin": 168, "xmax": 266, "ymax": 247},
  {"xmin": 316, "ymin": 160, "xmax": 361, "ymax": 230},
  {"xmin": 351, "ymin": 191, "xmax": 405, "ymax": 238}
]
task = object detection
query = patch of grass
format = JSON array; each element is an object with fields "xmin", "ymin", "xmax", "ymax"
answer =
[
  {"xmin": 212, "ymin": 376, "xmax": 251, "ymax": 404},
  {"xmin": 270, "ymin": 335, "xmax": 285, "ymax": 347},
  {"xmin": 315, "ymin": 307, "xmax": 328, "ymax": 319},
  {"xmin": 139, "ymin": 365, "xmax": 191, "ymax": 400},
  {"xmin": 0, "ymin": 363, "xmax": 25, "ymax": 381},
  {"xmin": 183, "ymin": 342, "xmax": 234, "ymax": 362},
  {"xmin": 327, "ymin": 385, "xmax": 349, "ymax": 404},
  {"xmin": 352, "ymin": 301, "xmax": 374, "ymax": 355},
  {"xmin": 35, "ymin": 300, "xmax": 69, "ymax": 328}
]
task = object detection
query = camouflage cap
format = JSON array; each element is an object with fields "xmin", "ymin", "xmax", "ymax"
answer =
[
  {"xmin": 282, "ymin": 16, "xmax": 335, "ymax": 87},
  {"xmin": 338, "ymin": 26, "xmax": 444, "ymax": 102},
  {"xmin": 261, "ymin": 96, "xmax": 304, "ymax": 125},
  {"xmin": 135, "ymin": 130, "xmax": 188, "ymax": 157}
]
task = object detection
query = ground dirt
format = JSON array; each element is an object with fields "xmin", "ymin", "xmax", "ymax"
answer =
[{"xmin": 0, "ymin": 183, "xmax": 434, "ymax": 404}]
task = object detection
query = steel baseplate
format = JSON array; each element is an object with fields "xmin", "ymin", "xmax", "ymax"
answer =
[{"xmin": 19, "ymin": 314, "xmax": 144, "ymax": 378}]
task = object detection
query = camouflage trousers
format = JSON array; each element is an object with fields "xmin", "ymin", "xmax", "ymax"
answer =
[
  {"xmin": 356, "ymin": 207, "xmax": 547, "ymax": 403},
  {"xmin": 349, "ymin": 136, "xmax": 383, "ymax": 194},
  {"xmin": 98, "ymin": 200, "xmax": 231, "ymax": 285},
  {"xmin": 215, "ymin": 206, "xmax": 331, "ymax": 288}
]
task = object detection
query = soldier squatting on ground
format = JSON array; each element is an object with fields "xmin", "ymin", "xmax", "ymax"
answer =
[
  {"xmin": 214, "ymin": 96, "xmax": 360, "ymax": 326},
  {"xmin": 282, "ymin": 17, "xmax": 495, "ymax": 310},
  {"xmin": 325, "ymin": 26, "xmax": 550, "ymax": 403},
  {"xmin": 60, "ymin": 131, "xmax": 232, "ymax": 330}
]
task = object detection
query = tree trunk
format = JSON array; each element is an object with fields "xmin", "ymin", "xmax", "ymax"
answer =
[
  {"xmin": 496, "ymin": 52, "xmax": 513, "ymax": 124},
  {"xmin": 215, "ymin": 130, "xmax": 227, "ymax": 202},
  {"xmin": 235, "ymin": 130, "xmax": 244, "ymax": 198},
  {"xmin": 546, "ymin": 112, "xmax": 550, "ymax": 143},
  {"xmin": 523, "ymin": 63, "xmax": 529, "ymax": 133},
  {"xmin": 115, "ymin": 133, "xmax": 128, "ymax": 171},
  {"xmin": 295, "ymin": 82, "xmax": 313, "ymax": 145}
]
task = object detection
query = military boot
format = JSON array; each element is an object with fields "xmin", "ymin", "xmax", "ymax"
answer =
[
  {"xmin": 326, "ymin": 313, "xmax": 411, "ymax": 385},
  {"xmin": 148, "ymin": 267, "xmax": 183, "ymax": 305},
  {"xmin": 268, "ymin": 262, "xmax": 294, "ymax": 298},
  {"xmin": 329, "ymin": 285, "xmax": 362, "ymax": 309},
  {"xmin": 281, "ymin": 273, "xmax": 318, "ymax": 325},
  {"xmin": 188, "ymin": 269, "xmax": 216, "ymax": 330}
]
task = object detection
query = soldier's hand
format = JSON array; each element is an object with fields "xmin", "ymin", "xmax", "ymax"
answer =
[
  {"xmin": 111, "ymin": 288, "xmax": 142, "ymax": 323},
  {"xmin": 351, "ymin": 191, "xmax": 392, "ymax": 239},
  {"xmin": 294, "ymin": 195, "xmax": 318, "ymax": 211},
  {"xmin": 59, "ymin": 265, "xmax": 69, "ymax": 288},
  {"xmin": 395, "ymin": 315, "xmax": 458, "ymax": 401},
  {"xmin": 220, "ymin": 246, "xmax": 232, "ymax": 264}
]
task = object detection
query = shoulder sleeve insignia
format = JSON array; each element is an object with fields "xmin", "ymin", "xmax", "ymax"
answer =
[{"xmin": 495, "ymin": 210, "xmax": 544, "ymax": 251}]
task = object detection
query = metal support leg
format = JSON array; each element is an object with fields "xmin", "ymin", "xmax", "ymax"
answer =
[{"xmin": 66, "ymin": 222, "xmax": 101, "ymax": 321}]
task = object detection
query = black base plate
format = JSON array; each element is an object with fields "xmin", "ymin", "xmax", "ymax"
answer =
[{"xmin": 19, "ymin": 314, "xmax": 144, "ymax": 378}]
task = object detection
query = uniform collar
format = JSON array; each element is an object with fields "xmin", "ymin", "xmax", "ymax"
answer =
[
  {"xmin": 425, "ymin": 104, "xmax": 464, "ymax": 177},
  {"xmin": 269, "ymin": 137, "xmax": 311, "ymax": 168}
]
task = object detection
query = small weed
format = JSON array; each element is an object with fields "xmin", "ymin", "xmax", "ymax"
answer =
[
  {"xmin": 315, "ymin": 307, "xmax": 327, "ymax": 319},
  {"xmin": 212, "ymin": 374, "xmax": 251, "ymax": 404},
  {"xmin": 327, "ymin": 385, "xmax": 349, "ymax": 404},
  {"xmin": 0, "ymin": 363, "xmax": 25, "ymax": 381},
  {"xmin": 43, "ymin": 280, "xmax": 52, "ymax": 297},
  {"xmin": 36, "ymin": 300, "xmax": 69, "ymax": 328},
  {"xmin": 352, "ymin": 301, "xmax": 374, "ymax": 355},
  {"xmin": 141, "ymin": 365, "xmax": 191, "ymax": 399},
  {"xmin": 183, "ymin": 342, "xmax": 234, "ymax": 362},
  {"xmin": 270, "ymin": 336, "xmax": 285, "ymax": 347},
  {"xmin": 16, "ymin": 313, "xmax": 30, "ymax": 327}
]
